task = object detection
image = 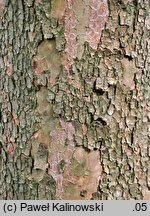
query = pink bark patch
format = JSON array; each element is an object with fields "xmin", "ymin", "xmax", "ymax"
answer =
[
  {"xmin": 48, "ymin": 118, "xmax": 101, "ymax": 199},
  {"xmin": 63, "ymin": 0, "xmax": 109, "ymax": 72},
  {"xmin": 49, "ymin": 74, "xmax": 57, "ymax": 86},
  {"xmin": 48, "ymin": 119, "xmax": 76, "ymax": 199},
  {"xmin": 64, "ymin": 0, "xmax": 77, "ymax": 72},
  {"xmin": 0, "ymin": 0, "xmax": 5, "ymax": 12},
  {"xmin": 4, "ymin": 56, "xmax": 13, "ymax": 76},
  {"xmin": 48, "ymin": 153, "xmax": 65, "ymax": 198},
  {"xmin": 7, "ymin": 142, "xmax": 15, "ymax": 155},
  {"xmin": 12, "ymin": 111, "xmax": 19, "ymax": 125},
  {"xmin": 60, "ymin": 118, "xmax": 75, "ymax": 142},
  {"xmin": 86, "ymin": 0, "xmax": 109, "ymax": 49},
  {"xmin": 32, "ymin": 57, "xmax": 46, "ymax": 75}
]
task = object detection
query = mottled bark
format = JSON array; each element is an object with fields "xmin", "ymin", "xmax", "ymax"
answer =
[{"xmin": 0, "ymin": 0, "xmax": 150, "ymax": 200}]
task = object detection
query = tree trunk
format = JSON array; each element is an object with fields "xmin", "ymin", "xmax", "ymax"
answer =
[{"xmin": 0, "ymin": 0, "xmax": 150, "ymax": 200}]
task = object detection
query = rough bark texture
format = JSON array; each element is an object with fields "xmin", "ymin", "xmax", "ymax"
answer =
[{"xmin": 0, "ymin": 0, "xmax": 150, "ymax": 200}]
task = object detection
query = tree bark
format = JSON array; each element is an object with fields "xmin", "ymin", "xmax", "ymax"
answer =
[{"xmin": 0, "ymin": 0, "xmax": 150, "ymax": 200}]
